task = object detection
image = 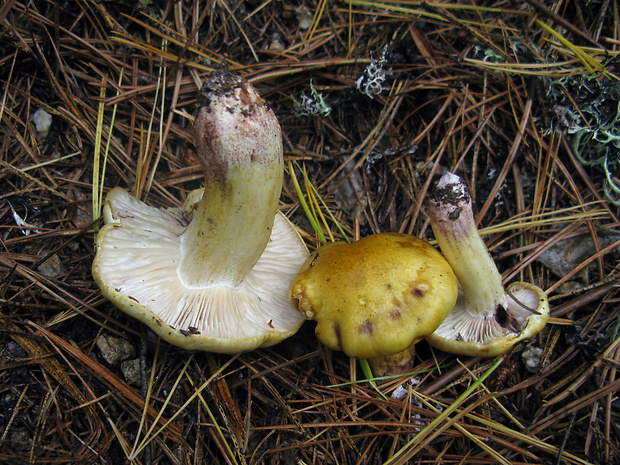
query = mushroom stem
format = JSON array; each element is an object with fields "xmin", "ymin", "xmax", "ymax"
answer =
[
  {"xmin": 179, "ymin": 71, "xmax": 283, "ymax": 288},
  {"xmin": 426, "ymin": 172, "xmax": 508, "ymax": 321},
  {"xmin": 368, "ymin": 342, "xmax": 417, "ymax": 377}
]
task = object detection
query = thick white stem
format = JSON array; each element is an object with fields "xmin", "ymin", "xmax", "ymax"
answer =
[
  {"xmin": 179, "ymin": 72, "xmax": 283, "ymax": 288},
  {"xmin": 426, "ymin": 172, "xmax": 507, "ymax": 317}
]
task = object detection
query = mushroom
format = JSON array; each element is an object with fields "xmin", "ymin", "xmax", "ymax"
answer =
[
  {"xmin": 424, "ymin": 172, "xmax": 549, "ymax": 357},
  {"xmin": 92, "ymin": 70, "xmax": 307, "ymax": 353},
  {"xmin": 288, "ymin": 233, "xmax": 458, "ymax": 375}
]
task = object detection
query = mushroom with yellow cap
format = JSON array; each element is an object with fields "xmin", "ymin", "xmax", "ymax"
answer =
[
  {"xmin": 92, "ymin": 70, "xmax": 307, "ymax": 353},
  {"xmin": 289, "ymin": 233, "xmax": 458, "ymax": 375},
  {"xmin": 424, "ymin": 172, "xmax": 549, "ymax": 357}
]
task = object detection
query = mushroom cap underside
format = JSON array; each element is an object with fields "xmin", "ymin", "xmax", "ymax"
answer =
[
  {"xmin": 92, "ymin": 187, "xmax": 307, "ymax": 353},
  {"xmin": 425, "ymin": 282, "xmax": 550, "ymax": 357},
  {"xmin": 289, "ymin": 233, "xmax": 458, "ymax": 359}
]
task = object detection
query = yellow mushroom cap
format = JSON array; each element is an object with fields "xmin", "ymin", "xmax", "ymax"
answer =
[{"xmin": 289, "ymin": 233, "xmax": 458, "ymax": 359}]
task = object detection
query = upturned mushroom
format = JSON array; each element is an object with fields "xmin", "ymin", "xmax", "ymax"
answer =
[
  {"xmin": 92, "ymin": 70, "xmax": 307, "ymax": 353},
  {"xmin": 289, "ymin": 233, "xmax": 458, "ymax": 375},
  {"xmin": 424, "ymin": 172, "xmax": 549, "ymax": 357}
]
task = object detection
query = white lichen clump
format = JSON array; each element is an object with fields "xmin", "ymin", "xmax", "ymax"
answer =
[{"xmin": 356, "ymin": 45, "xmax": 388, "ymax": 98}]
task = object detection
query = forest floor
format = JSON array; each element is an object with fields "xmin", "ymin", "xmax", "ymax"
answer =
[{"xmin": 1, "ymin": 1, "xmax": 619, "ymax": 464}]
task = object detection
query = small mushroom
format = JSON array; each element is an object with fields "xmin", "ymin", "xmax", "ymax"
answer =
[
  {"xmin": 424, "ymin": 172, "xmax": 549, "ymax": 357},
  {"xmin": 92, "ymin": 70, "xmax": 307, "ymax": 353},
  {"xmin": 289, "ymin": 233, "xmax": 458, "ymax": 374}
]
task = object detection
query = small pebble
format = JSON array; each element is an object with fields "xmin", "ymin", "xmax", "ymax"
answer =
[
  {"xmin": 298, "ymin": 8, "xmax": 313, "ymax": 30},
  {"xmin": 521, "ymin": 346, "xmax": 544, "ymax": 373},
  {"xmin": 121, "ymin": 359, "xmax": 141, "ymax": 385},
  {"xmin": 97, "ymin": 334, "xmax": 136, "ymax": 365},
  {"xmin": 37, "ymin": 253, "xmax": 64, "ymax": 278}
]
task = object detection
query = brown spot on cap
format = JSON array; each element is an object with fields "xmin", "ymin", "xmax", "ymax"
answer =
[
  {"xmin": 358, "ymin": 319, "xmax": 373, "ymax": 335},
  {"xmin": 334, "ymin": 323, "xmax": 342, "ymax": 348},
  {"xmin": 180, "ymin": 327, "xmax": 201, "ymax": 336}
]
